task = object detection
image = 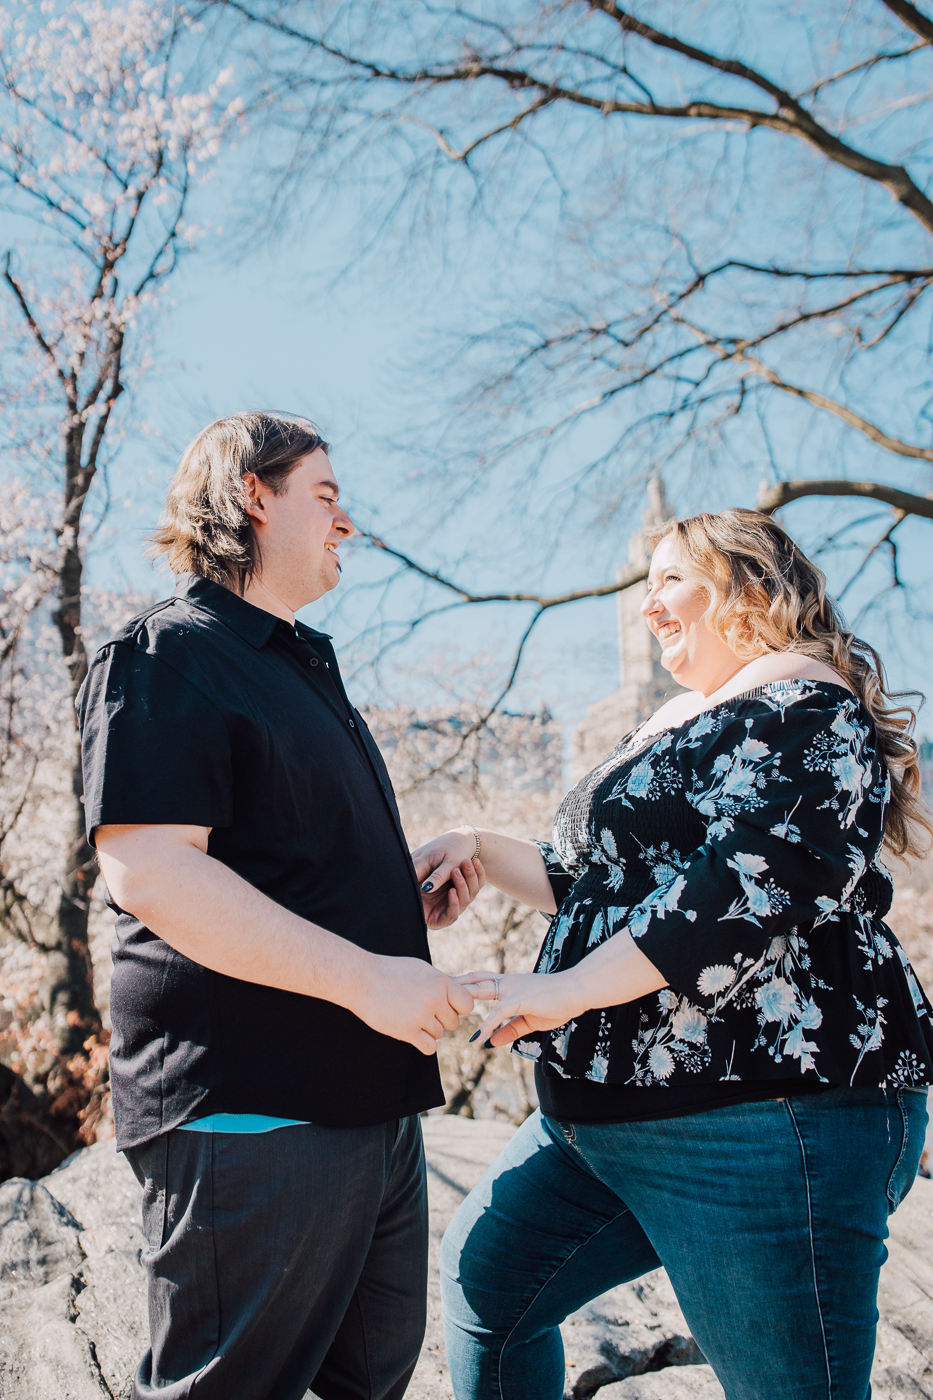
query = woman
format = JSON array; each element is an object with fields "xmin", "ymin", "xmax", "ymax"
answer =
[{"xmin": 413, "ymin": 509, "xmax": 933, "ymax": 1400}]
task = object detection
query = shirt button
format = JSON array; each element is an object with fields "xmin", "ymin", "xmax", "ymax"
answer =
[
  {"xmin": 309, "ymin": 657, "xmax": 319, "ymax": 667},
  {"xmin": 348, "ymin": 718, "xmax": 356, "ymax": 728}
]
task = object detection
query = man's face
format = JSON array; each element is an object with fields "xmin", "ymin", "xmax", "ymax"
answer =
[{"xmin": 247, "ymin": 449, "xmax": 355, "ymax": 609}]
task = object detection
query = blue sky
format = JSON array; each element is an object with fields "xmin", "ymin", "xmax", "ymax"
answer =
[{"xmin": 66, "ymin": 1, "xmax": 933, "ymax": 735}]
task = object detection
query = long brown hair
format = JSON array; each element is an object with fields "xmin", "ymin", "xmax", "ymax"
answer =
[
  {"xmin": 654, "ymin": 508, "xmax": 931, "ymax": 858},
  {"xmin": 149, "ymin": 411, "xmax": 328, "ymax": 591}
]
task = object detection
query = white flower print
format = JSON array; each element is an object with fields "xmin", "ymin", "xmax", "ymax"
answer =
[
  {"xmin": 587, "ymin": 910, "xmax": 606, "ymax": 949},
  {"xmin": 769, "ymin": 798, "xmax": 802, "ymax": 843},
  {"xmin": 626, "ymin": 992, "xmax": 711, "ymax": 1085},
  {"xmin": 585, "ymin": 1012, "xmax": 613, "ymax": 1083},
  {"xmin": 756, "ymin": 977, "xmax": 798, "ymax": 1023},
  {"xmin": 592, "ymin": 827, "xmax": 626, "ymax": 892},
  {"xmin": 721, "ymin": 853, "xmax": 790, "ymax": 926},
  {"xmin": 552, "ymin": 1022, "xmax": 576, "ymax": 1059},
  {"xmin": 628, "ymin": 874, "xmax": 697, "ymax": 938},
  {"xmin": 804, "ymin": 701, "xmax": 874, "ymax": 834},
  {"xmin": 635, "ymin": 839, "xmax": 689, "ymax": 889},
  {"xmin": 782, "ymin": 1023, "xmax": 820, "ymax": 1071},
  {"xmin": 890, "ymin": 1050, "xmax": 927, "ymax": 1086},
  {"xmin": 671, "ymin": 1003, "xmax": 708, "ymax": 1044},
  {"xmin": 697, "ymin": 964, "xmax": 737, "ymax": 997},
  {"xmin": 514, "ymin": 1039, "xmax": 541, "ymax": 1060},
  {"xmin": 607, "ymin": 733, "xmax": 681, "ymax": 810},
  {"xmin": 648, "ymin": 1045, "xmax": 675, "ymax": 1079},
  {"xmin": 849, "ymin": 998, "xmax": 887, "ymax": 1081},
  {"xmin": 680, "ymin": 710, "xmax": 720, "ymax": 747},
  {"xmin": 686, "ymin": 719, "xmax": 786, "ymax": 827}
]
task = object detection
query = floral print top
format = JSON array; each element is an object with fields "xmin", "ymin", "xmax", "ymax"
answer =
[{"xmin": 517, "ymin": 680, "xmax": 933, "ymax": 1093}]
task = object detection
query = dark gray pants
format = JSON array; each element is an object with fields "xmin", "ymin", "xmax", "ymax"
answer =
[{"xmin": 125, "ymin": 1117, "xmax": 428, "ymax": 1400}]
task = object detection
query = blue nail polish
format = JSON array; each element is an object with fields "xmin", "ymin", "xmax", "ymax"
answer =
[
  {"xmin": 483, "ymin": 1039, "xmax": 493, "ymax": 1050},
  {"xmin": 421, "ymin": 881, "xmax": 433, "ymax": 892},
  {"xmin": 469, "ymin": 1029, "xmax": 481, "ymax": 1043}
]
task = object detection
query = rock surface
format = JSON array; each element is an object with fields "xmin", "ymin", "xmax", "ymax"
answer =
[{"xmin": 0, "ymin": 1116, "xmax": 931, "ymax": 1398}]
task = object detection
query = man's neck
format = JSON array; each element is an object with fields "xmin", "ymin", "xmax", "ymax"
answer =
[{"xmin": 235, "ymin": 575, "xmax": 296, "ymax": 627}]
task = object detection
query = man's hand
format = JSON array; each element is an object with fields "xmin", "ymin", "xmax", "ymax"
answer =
[{"xmin": 347, "ymin": 956, "xmax": 475, "ymax": 1056}]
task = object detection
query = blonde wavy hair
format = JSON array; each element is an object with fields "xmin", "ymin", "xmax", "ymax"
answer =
[{"xmin": 652, "ymin": 508, "xmax": 931, "ymax": 859}]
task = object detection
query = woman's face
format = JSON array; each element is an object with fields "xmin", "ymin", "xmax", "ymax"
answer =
[{"xmin": 641, "ymin": 534, "xmax": 746, "ymax": 694}]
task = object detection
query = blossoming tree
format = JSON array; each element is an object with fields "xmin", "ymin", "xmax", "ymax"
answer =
[{"xmin": 0, "ymin": 0, "xmax": 242, "ymax": 1172}]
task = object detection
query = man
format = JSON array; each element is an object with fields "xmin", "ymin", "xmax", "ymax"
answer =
[{"xmin": 78, "ymin": 411, "xmax": 482, "ymax": 1400}]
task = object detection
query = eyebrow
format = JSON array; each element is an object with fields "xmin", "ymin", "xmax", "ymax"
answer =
[{"xmin": 316, "ymin": 479, "xmax": 340, "ymax": 498}]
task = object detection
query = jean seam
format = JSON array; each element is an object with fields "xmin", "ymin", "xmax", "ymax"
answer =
[
  {"xmin": 784, "ymin": 1099, "xmax": 832, "ymax": 1400},
  {"xmin": 494, "ymin": 1205, "xmax": 635, "ymax": 1400},
  {"xmin": 885, "ymin": 1088, "xmax": 910, "ymax": 1210}
]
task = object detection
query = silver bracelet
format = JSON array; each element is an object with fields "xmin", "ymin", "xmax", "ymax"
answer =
[{"xmin": 462, "ymin": 824, "xmax": 482, "ymax": 861}]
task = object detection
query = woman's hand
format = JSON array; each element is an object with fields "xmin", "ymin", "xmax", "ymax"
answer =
[
  {"xmin": 412, "ymin": 829, "xmax": 486, "ymax": 929},
  {"xmin": 456, "ymin": 969, "xmax": 590, "ymax": 1046},
  {"xmin": 413, "ymin": 829, "xmax": 486, "ymax": 929}
]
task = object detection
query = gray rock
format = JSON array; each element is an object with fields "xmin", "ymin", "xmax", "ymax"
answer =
[
  {"xmin": 0, "ymin": 1176, "xmax": 84, "ymax": 1293},
  {"xmin": 0, "ymin": 1119, "xmax": 931, "ymax": 1399},
  {"xmin": 560, "ymin": 1271, "xmax": 705, "ymax": 1399},
  {"xmin": 596, "ymin": 1365, "xmax": 724, "ymax": 1399}
]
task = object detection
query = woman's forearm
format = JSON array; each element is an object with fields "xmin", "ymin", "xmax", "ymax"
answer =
[
  {"xmin": 461, "ymin": 926, "xmax": 669, "ymax": 1047},
  {"xmin": 472, "ymin": 829, "xmax": 557, "ymax": 913},
  {"xmin": 414, "ymin": 827, "xmax": 557, "ymax": 915},
  {"xmin": 566, "ymin": 927, "xmax": 668, "ymax": 1008}
]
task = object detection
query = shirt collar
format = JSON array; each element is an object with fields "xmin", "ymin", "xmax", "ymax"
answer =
[{"xmin": 174, "ymin": 574, "xmax": 332, "ymax": 650}]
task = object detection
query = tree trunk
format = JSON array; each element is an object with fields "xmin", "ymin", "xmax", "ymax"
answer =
[{"xmin": 24, "ymin": 526, "xmax": 107, "ymax": 1166}]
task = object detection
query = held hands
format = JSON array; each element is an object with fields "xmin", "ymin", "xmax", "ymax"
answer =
[
  {"xmin": 348, "ymin": 955, "xmax": 475, "ymax": 1056},
  {"xmin": 412, "ymin": 829, "xmax": 486, "ymax": 929},
  {"xmin": 456, "ymin": 969, "xmax": 591, "ymax": 1048}
]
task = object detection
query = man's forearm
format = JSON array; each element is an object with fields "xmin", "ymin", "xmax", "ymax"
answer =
[{"xmin": 100, "ymin": 830, "xmax": 369, "ymax": 1006}]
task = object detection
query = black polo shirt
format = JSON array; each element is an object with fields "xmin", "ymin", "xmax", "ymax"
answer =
[{"xmin": 77, "ymin": 574, "xmax": 444, "ymax": 1150}]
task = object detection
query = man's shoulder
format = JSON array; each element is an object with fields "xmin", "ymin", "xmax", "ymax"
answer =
[
  {"xmin": 85, "ymin": 593, "xmax": 248, "ymax": 713},
  {"xmin": 95, "ymin": 592, "xmax": 236, "ymax": 665}
]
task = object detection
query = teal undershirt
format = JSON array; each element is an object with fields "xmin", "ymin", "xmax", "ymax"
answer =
[{"xmin": 178, "ymin": 1113, "xmax": 309, "ymax": 1134}]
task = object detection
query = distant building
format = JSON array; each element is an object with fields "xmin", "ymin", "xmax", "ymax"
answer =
[{"xmin": 571, "ymin": 479, "xmax": 683, "ymax": 782}]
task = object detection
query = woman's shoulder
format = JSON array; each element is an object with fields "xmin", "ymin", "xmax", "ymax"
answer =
[
  {"xmin": 715, "ymin": 653, "xmax": 854, "ymax": 702},
  {"xmin": 672, "ymin": 673, "xmax": 865, "ymax": 759}
]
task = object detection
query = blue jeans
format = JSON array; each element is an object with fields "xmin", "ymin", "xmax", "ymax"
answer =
[{"xmin": 440, "ymin": 1088, "xmax": 927, "ymax": 1400}]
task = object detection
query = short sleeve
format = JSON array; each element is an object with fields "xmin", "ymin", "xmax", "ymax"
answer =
[
  {"xmin": 78, "ymin": 642, "xmax": 234, "ymax": 844},
  {"xmin": 627, "ymin": 691, "xmax": 885, "ymax": 1000},
  {"xmin": 533, "ymin": 840, "xmax": 578, "ymax": 911}
]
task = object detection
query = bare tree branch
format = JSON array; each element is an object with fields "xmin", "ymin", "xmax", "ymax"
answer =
[
  {"xmin": 366, "ymin": 533, "xmax": 649, "ymax": 605},
  {"xmin": 758, "ymin": 479, "xmax": 933, "ymax": 518},
  {"xmin": 730, "ymin": 348, "xmax": 933, "ymax": 461},
  {"xmin": 880, "ymin": 0, "xmax": 933, "ymax": 45}
]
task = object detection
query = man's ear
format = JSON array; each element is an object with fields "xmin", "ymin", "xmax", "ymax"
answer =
[{"xmin": 241, "ymin": 472, "xmax": 266, "ymax": 525}]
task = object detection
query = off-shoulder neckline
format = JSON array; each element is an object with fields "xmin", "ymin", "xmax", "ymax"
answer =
[{"xmin": 619, "ymin": 677, "xmax": 858, "ymax": 758}]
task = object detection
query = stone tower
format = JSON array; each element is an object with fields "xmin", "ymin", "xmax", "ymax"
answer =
[{"xmin": 570, "ymin": 479, "xmax": 682, "ymax": 781}]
